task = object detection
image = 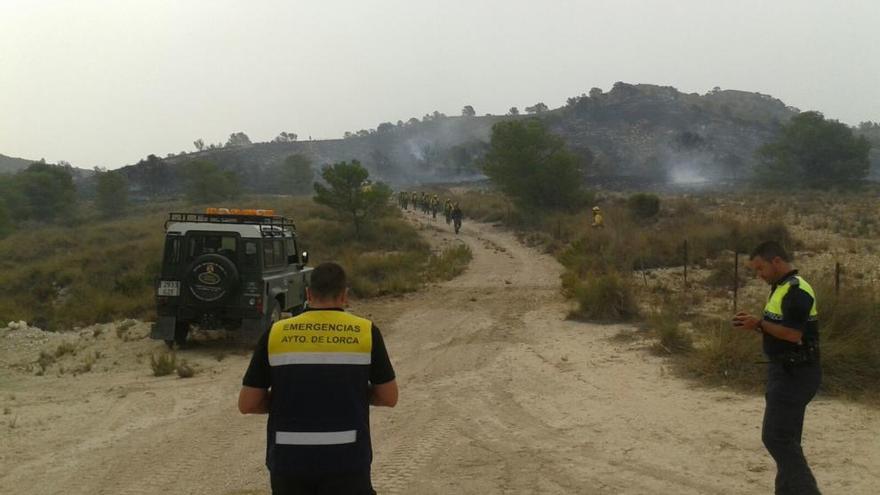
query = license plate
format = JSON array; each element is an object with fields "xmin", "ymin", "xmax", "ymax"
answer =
[{"xmin": 157, "ymin": 280, "xmax": 180, "ymax": 296}]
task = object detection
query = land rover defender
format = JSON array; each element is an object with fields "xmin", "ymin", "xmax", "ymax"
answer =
[{"xmin": 150, "ymin": 208, "xmax": 312, "ymax": 347}]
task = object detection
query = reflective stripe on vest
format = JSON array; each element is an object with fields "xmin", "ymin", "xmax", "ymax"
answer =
[
  {"xmin": 267, "ymin": 310, "xmax": 373, "ymax": 366},
  {"xmin": 276, "ymin": 430, "xmax": 357, "ymax": 445},
  {"xmin": 763, "ymin": 275, "xmax": 819, "ymax": 322}
]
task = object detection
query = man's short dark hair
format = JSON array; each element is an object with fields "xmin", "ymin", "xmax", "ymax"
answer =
[
  {"xmin": 310, "ymin": 262, "xmax": 347, "ymax": 300},
  {"xmin": 750, "ymin": 241, "xmax": 791, "ymax": 263}
]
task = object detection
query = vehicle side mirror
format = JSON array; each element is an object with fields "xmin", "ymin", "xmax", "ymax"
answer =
[{"xmin": 301, "ymin": 251, "xmax": 309, "ymax": 265}]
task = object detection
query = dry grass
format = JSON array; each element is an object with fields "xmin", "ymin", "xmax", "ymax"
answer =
[
  {"xmin": 649, "ymin": 301, "xmax": 694, "ymax": 355},
  {"xmin": 816, "ymin": 284, "xmax": 880, "ymax": 399},
  {"xmin": 565, "ymin": 270, "xmax": 639, "ymax": 322},
  {"xmin": 457, "ymin": 184, "xmax": 880, "ymax": 401},
  {"xmin": 424, "ymin": 244, "xmax": 473, "ymax": 281},
  {"xmin": 0, "ymin": 194, "xmax": 473, "ymax": 330}
]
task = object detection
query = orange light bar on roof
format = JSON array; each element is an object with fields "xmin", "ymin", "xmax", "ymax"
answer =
[{"xmin": 205, "ymin": 207, "xmax": 275, "ymax": 216}]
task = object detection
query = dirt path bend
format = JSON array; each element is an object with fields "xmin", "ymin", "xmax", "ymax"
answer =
[{"xmin": 0, "ymin": 212, "xmax": 878, "ymax": 495}]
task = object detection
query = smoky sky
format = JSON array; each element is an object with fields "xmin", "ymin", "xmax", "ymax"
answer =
[{"xmin": 1, "ymin": 0, "xmax": 878, "ymax": 169}]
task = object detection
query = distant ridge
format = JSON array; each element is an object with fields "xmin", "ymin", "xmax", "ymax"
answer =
[{"xmin": 0, "ymin": 153, "xmax": 38, "ymax": 174}]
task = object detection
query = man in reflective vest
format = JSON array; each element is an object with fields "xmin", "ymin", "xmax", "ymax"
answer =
[
  {"xmin": 732, "ymin": 241, "xmax": 821, "ymax": 495},
  {"xmin": 239, "ymin": 262, "xmax": 398, "ymax": 494}
]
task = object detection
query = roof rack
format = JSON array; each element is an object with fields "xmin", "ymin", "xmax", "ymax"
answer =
[{"xmin": 165, "ymin": 212, "xmax": 296, "ymax": 232}]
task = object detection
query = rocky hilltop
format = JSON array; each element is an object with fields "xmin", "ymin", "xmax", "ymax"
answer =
[{"xmin": 119, "ymin": 83, "xmax": 877, "ymax": 191}]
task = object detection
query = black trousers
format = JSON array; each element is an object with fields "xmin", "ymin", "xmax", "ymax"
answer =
[
  {"xmin": 270, "ymin": 471, "xmax": 375, "ymax": 495},
  {"xmin": 762, "ymin": 362, "xmax": 822, "ymax": 495}
]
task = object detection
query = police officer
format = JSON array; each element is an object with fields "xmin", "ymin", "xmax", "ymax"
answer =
[
  {"xmin": 239, "ymin": 262, "xmax": 398, "ymax": 494},
  {"xmin": 732, "ymin": 241, "xmax": 821, "ymax": 495}
]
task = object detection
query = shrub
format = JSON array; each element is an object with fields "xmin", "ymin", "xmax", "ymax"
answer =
[
  {"xmin": 54, "ymin": 342, "xmax": 77, "ymax": 358},
  {"xmin": 76, "ymin": 352, "xmax": 97, "ymax": 374},
  {"xmin": 818, "ymin": 284, "xmax": 880, "ymax": 398},
  {"xmin": 36, "ymin": 351, "xmax": 56, "ymax": 372},
  {"xmin": 0, "ymin": 195, "xmax": 439, "ymax": 329},
  {"xmin": 627, "ymin": 193, "xmax": 660, "ymax": 220},
  {"xmin": 650, "ymin": 303, "xmax": 693, "ymax": 354},
  {"xmin": 568, "ymin": 270, "xmax": 639, "ymax": 322},
  {"xmin": 344, "ymin": 251, "xmax": 426, "ymax": 297},
  {"xmin": 424, "ymin": 244, "xmax": 473, "ymax": 281},
  {"xmin": 176, "ymin": 361, "xmax": 195, "ymax": 378},
  {"xmin": 150, "ymin": 352, "xmax": 177, "ymax": 377},
  {"xmin": 705, "ymin": 258, "xmax": 747, "ymax": 289},
  {"xmin": 679, "ymin": 318, "xmax": 765, "ymax": 390}
]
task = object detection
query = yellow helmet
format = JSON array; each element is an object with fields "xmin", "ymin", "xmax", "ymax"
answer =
[{"xmin": 592, "ymin": 206, "xmax": 601, "ymax": 212}]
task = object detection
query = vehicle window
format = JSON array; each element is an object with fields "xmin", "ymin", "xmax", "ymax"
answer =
[
  {"xmin": 273, "ymin": 239, "xmax": 285, "ymax": 265},
  {"xmin": 263, "ymin": 239, "xmax": 276, "ymax": 267},
  {"xmin": 243, "ymin": 240, "xmax": 258, "ymax": 268},
  {"xmin": 187, "ymin": 234, "xmax": 238, "ymax": 261},
  {"xmin": 164, "ymin": 237, "xmax": 181, "ymax": 265},
  {"xmin": 285, "ymin": 238, "xmax": 298, "ymax": 263},
  {"xmin": 221, "ymin": 236, "xmax": 237, "ymax": 252}
]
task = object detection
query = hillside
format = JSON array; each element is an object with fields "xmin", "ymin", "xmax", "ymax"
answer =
[
  {"xmin": 0, "ymin": 154, "xmax": 38, "ymax": 174},
  {"xmin": 114, "ymin": 82, "xmax": 876, "ymax": 192}
]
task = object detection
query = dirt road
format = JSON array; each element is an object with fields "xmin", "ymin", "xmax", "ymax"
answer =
[{"xmin": 1, "ymin": 213, "xmax": 878, "ymax": 494}]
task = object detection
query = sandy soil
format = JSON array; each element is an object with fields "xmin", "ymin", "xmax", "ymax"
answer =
[{"xmin": 1, "ymin": 212, "xmax": 878, "ymax": 494}]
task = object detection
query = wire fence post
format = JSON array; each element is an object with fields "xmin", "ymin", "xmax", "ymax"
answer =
[
  {"xmin": 733, "ymin": 251, "xmax": 739, "ymax": 313},
  {"xmin": 683, "ymin": 239, "xmax": 688, "ymax": 288},
  {"xmin": 835, "ymin": 262, "xmax": 841, "ymax": 296}
]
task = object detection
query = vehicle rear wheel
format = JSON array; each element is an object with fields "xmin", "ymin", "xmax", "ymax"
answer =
[{"xmin": 172, "ymin": 321, "xmax": 190, "ymax": 349}]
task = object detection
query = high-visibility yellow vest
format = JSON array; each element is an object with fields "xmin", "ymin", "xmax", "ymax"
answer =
[
  {"xmin": 265, "ymin": 309, "xmax": 374, "ymax": 475},
  {"xmin": 762, "ymin": 275, "xmax": 818, "ymax": 323}
]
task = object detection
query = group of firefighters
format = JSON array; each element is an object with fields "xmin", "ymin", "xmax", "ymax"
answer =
[
  {"xmin": 396, "ymin": 191, "xmax": 605, "ymax": 233},
  {"xmin": 396, "ymin": 191, "xmax": 464, "ymax": 234}
]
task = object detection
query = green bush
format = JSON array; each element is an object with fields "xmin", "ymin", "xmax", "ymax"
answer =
[
  {"xmin": 568, "ymin": 270, "xmax": 639, "ymax": 322},
  {"xmin": 627, "ymin": 193, "xmax": 660, "ymax": 220},
  {"xmin": 424, "ymin": 244, "xmax": 473, "ymax": 281},
  {"xmin": 705, "ymin": 258, "xmax": 747, "ymax": 289},
  {"xmin": 650, "ymin": 303, "xmax": 693, "ymax": 354},
  {"xmin": 150, "ymin": 352, "xmax": 177, "ymax": 377},
  {"xmin": 679, "ymin": 318, "xmax": 765, "ymax": 390}
]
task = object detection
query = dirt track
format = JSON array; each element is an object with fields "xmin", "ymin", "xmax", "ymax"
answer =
[{"xmin": 1, "ymin": 213, "xmax": 878, "ymax": 494}]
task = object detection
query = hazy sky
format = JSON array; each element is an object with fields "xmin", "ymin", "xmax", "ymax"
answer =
[{"xmin": 2, "ymin": 0, "xmax": 879, "ymax": 169}]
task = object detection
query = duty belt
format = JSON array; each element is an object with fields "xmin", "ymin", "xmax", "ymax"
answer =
[{"xmin": 768, "ymin": 342, "xmax": 820, "ymax": 366}]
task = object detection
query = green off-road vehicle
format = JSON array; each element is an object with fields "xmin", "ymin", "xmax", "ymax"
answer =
[{"xmin": 151, "ymin": 209, "xmax": 312, "ymax": 348}]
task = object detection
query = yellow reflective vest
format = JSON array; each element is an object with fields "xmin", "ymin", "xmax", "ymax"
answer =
[{"xmin": 265, "ymin": 309, "xmax": 374, "ymax": 475}]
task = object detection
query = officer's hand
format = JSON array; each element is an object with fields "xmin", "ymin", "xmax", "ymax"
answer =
[{"xmin": 731, "ymin": 312, "xmax": 759, "ymax": 331}]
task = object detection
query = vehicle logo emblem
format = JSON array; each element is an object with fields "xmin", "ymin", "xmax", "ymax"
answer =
[{"xmin": 197, "ymin": 263, "xmax": 222, "ymax": 285}]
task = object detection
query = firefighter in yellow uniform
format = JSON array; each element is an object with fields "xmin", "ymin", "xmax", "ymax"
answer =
[
  {"xmin": 239, "ymin": 262, "xmax": 398, "ymax": 494},
  {"xmin": 591, "ymin": 206, "xmax": 605, "ymax": 228}
]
